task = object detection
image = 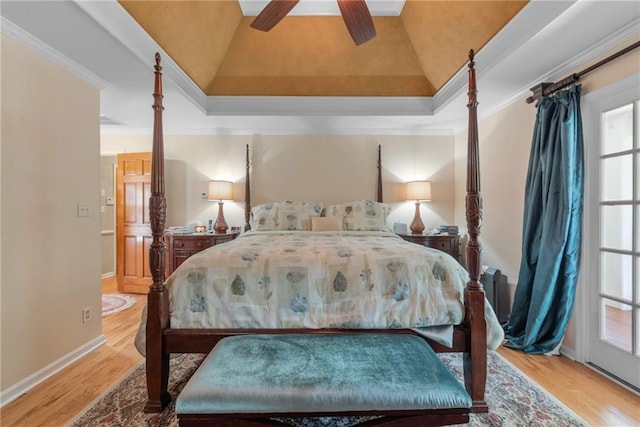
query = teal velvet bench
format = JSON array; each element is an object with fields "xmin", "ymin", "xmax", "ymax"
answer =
[{"xmin": 176, "ymin": 333, "xmax": 471, "ymax": 427}]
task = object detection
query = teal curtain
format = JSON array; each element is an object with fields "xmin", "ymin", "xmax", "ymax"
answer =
[{"xmin": 503, "ymin": 85, "xmax": 584, "ymax": 354}]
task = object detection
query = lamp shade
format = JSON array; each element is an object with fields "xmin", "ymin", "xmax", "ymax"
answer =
[
  {"xmin": 406, "ymin": 181, "xmax": 432, "ymax": 201},
  {"xmin": 208, "ymin": 180, "xmax": 233, "ymax": 201}
]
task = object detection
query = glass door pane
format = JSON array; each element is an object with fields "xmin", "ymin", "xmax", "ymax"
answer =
[
  {"xmin": 601, "ymin": 205, "xmax": 632, "ymax": 250},
  {"xmin": 601, "ymin": 155, "xmax": 632, "ymax": 201},
  {"xmin": 601, "ymin": 103, "xmax": 633, "ymax": 154},
  {"xmin": 601, "ymin": 298, "xmax": 633, "ymax": 352}
]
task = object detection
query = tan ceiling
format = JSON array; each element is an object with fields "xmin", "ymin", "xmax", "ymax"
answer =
[{"xmin": 119, "ymin": 0, "xmax": 527, "ymax": 97}]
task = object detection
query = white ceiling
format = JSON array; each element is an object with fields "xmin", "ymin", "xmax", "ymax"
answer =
[
  {"xmin": 1, "ymin": 1, "xmax": 639, "ymax": 135},
  {"xmin": 237, "ymin": 0, "xmax": 406, "ymax": 16}
]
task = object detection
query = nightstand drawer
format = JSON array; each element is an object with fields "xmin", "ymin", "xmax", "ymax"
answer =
[
  {"xmin": 171, "ymin": 237, "xmax": 211, "ymax": 250},
  {"xmin": 165, "ymin": 232, "xmax": 239, "ymax": 276},
  {"xmin": 428, "ymin": 239, "xmax": 453, "ymax": 253},
  {"xmin": 397, "ymin": 233, "xmax": 460, "ymax": 263},
  {"xmin": 213, "ymin": 234, "xmax": 235, "ymax": 244}
]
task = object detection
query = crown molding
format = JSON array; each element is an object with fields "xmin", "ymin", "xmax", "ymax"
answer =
[
  {"xmin": 74, "ymin": 0, "xmax": 207, "ymax": 114},
  {"xmin": 486, "ymin": 17, "xmax": 640, "ymax": 120},
  {"xmin": 433, "ymin": 0, "xmax": 575, "ymax": 115},
  {"xmin": 0, "ymin": 16, "xmax": 110, "ymax": 89},
  {"xmin": 518, "ymin": 17, "xmax": 640, "ymax": 98},
  {"xmin": 101, "ymin": 125, "xmax": 453, "ymax": 136}
]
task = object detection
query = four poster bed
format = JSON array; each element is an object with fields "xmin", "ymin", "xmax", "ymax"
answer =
[{"xmin": 142, "ymin": 50, "xmax": 496, "ymax": 419}]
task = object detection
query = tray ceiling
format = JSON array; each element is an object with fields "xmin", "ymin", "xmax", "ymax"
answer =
[
  {"xmin": 2, "ymin": 1, "xmax": 637, "ymax": 134},
  {"xmin": 118, "ymin": 0, "xmax": 527, "ymax": 97}
]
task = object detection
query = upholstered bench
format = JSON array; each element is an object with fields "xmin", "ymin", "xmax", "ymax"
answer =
[{"xmin": 176, "ymin": 333, "xmax": 471, "ymax": 427}]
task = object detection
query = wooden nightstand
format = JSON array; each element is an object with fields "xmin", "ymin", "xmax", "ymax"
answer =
[
  {"xmin": 165, "ymin": 232, "xmax": 239, "ymax": 275},
  {"xmin": 398, "ymin": 233, "xmax": 460, "ymax": 262}
]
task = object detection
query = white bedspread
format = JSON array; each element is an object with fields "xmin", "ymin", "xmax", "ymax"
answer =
[{"xmin": 135, "ymin": 231, "xmax": 504, "ymax": 353}]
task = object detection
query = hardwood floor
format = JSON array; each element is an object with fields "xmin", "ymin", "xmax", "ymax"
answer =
[{"xmin": 1, "ymin": 276, "xmax": 638, "ymax": 426}]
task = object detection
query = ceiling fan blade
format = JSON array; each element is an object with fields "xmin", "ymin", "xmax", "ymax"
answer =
[
  {"xmin": 250, "ymin": 0, "xmax": 300, "ymax": 32},
  {"xmin": 337, "ymin": 0, "xmax": 376, "ymax": 45}
]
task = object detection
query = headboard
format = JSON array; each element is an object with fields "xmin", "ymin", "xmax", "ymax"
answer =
[{"xmin": 242, "ymin": 142, "xmax": 384, "ymax": 231}]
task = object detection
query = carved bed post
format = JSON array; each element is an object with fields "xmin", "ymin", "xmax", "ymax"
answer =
[
  {"xmin": 245, "ymin": 144, "xmax": 251, "ymax": 231},
  {"xmin": 144, "ymin": 53, "xmax": 171, "ymax": 412},
  {"xmin": 464, "ymin": 49, "xmax": 488, "ymax": 412},
  {"xmin": 377, "ymin": 144, "xmax": 383, "ymax": 203}
]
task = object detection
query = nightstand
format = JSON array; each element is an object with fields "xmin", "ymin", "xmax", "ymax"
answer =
[
  {"xmin": 398, "ymin": 233, "xmax": 460, "ymax": 262},
  {"xmin": 165, "ymin": 232, "xmax": 239, "ymax": 275}
]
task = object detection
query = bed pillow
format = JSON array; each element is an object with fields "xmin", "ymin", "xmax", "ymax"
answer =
[
  {"xmin": 310, "ymin": 215, "xmax": 344, "ymax": 231},
  {"xmin": 327, "ymin": 200, "xmax": 390, "ymax": 231},
  {"xmin": 276, "ymin": 201, "xmax": 324, "ymax": 231},
  {"xmin": 251, "ymin": 203, "xmax": 279, "ymax": 231}
]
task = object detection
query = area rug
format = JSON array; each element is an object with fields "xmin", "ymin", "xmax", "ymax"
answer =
[
  {"xmin": 67, "ymin": 350, "xmax": 587, "ymax": 426},
  {"xmin": 101, "ymin": 294, "xmax": 136, "ymax": 316}
]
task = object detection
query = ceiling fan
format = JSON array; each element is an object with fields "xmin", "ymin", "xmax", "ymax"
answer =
[{"xmin": 250, "ymin": 0, "xmax": 376, "ymax": 46}]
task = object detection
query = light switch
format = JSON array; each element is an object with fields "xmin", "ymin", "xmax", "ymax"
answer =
[
  {"xmin": 77, "ymin": 202, "xmax": 90, "ymax": 217},
  {"xmin": 105, "ymin": 197, "xmax": 114, "ymax": 206}
]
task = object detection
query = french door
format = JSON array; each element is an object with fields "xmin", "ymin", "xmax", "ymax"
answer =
[{"xmin": 584, "ymin": 74, "xmax": 639, "ymax": 390}]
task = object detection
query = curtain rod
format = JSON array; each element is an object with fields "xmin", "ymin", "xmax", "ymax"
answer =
[{"xmin": 526, "ymin": 40, "xmax": 640, "ymax": 104}]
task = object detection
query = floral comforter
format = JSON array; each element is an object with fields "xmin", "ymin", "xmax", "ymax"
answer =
[{"xmin": 136, "ymin": 230, "xmax": 504, "ymax": 353}]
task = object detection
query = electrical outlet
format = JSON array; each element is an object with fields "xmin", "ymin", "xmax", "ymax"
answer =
[{"xmin": 82, "ymin": 307, "xmax": 91, "ymax": 324}]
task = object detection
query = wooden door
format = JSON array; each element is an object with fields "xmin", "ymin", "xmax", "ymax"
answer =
[{"xmin": 116, "ymin": 153, "xmax": 153, "ymax": 294}]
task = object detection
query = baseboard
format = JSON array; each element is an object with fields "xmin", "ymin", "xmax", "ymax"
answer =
[
  {"xmin": 101, "ymin": 271, "xmax": 115, "ymax": 279},
  {"xmin": 559, "ymin": 345, "xmax": 576, "ymax": 361},
  {"xmin": 0, "ymin": 335, "xmax": 107, "ymax": 407}
]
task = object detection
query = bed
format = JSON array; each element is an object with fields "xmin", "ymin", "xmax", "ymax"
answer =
[{"xmin": 142, "ymin": 50, "xmax": 495, "ymax": 416}]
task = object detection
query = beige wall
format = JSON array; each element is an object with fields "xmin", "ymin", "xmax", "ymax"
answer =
[
  {"xmin": 453, "ymin": 100, "xmax": 534, "ymax": 280},
  {"xmin": 101, "ymin": 133, "xmax": 457, "ymax": 236},
  {"xmin": 454, "ymin": 38, "xmax": 640, "ymax": 354},
  {"xmin": 1, "ymin": 36, "xmax": 102, "ymax": 392}
]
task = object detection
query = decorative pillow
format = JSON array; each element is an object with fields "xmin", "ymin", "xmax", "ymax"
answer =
[
  {"xmin": 276, "ymin": 201, "xmax": 324, "ymax": 231},
  {"xmin": 327, "ymin": 200, "xmax": 390, "ymax": 231},
  {"xmin": 251, "ymin": 203, "xmax": 279, "ymax": 231},
  {"xmin": 310, "ymin": 215, "xmax": 344, "ymax": 231}
]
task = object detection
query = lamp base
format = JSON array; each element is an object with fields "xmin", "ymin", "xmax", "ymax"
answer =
[
  {"xmin": 213, "ymin": 202, "xmax": 228, "ymax": 234},
  {"xmin": 409, "ymin": 202, "xmax": 425, "ymax": 235}
]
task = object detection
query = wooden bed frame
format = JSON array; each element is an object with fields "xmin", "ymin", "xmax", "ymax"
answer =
[{"xmin": 144, "ymin": 50, "xmax": 487, "ymax": 416}]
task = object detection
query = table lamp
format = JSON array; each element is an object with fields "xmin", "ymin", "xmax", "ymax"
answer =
[
  {"xmin": 406, "ymin": 180, "xmax": 432, "ymax": 235},
  {"xmin": 208, "ymin": 180, "xmax": 233, "ymax": 233}
]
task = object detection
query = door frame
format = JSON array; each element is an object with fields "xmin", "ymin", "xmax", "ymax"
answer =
[{"xmin": 577, "ymin": 72, "xmax": 639, "ymax": 390}]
